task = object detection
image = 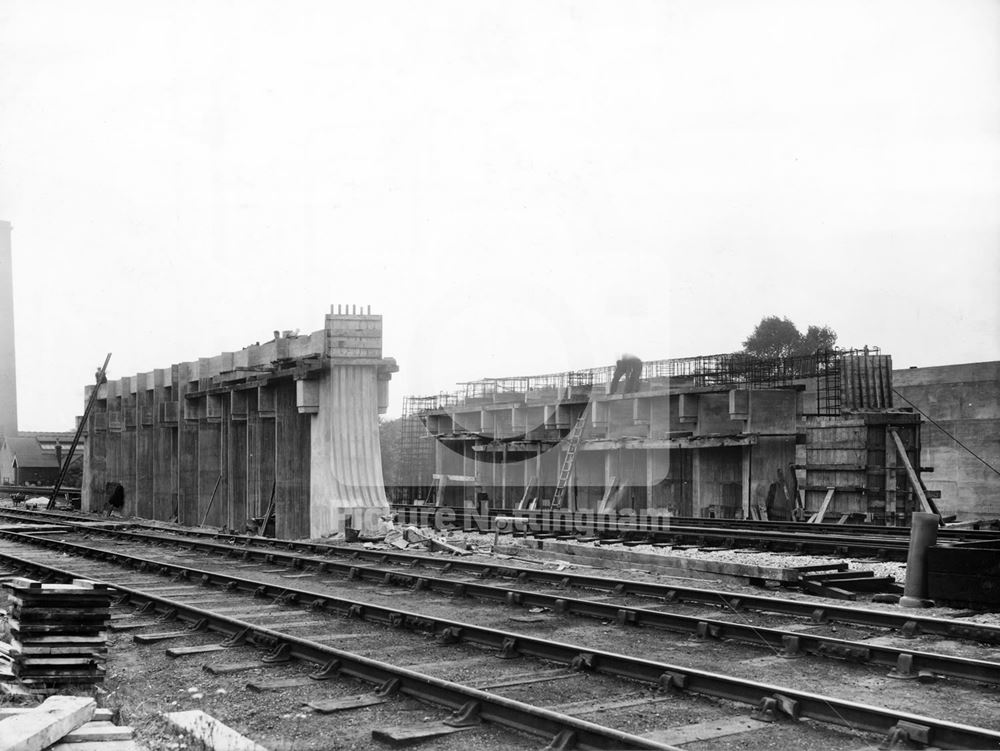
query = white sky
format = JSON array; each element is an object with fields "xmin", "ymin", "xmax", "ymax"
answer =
[{"xmin": 1, "ymin": 0, "xmax": 998, "ymax": 431}]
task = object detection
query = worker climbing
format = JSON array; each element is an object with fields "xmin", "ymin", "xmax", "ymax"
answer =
[{"xmin": 609, "ymin": 353, "xmax": 643, "ymax": 395}]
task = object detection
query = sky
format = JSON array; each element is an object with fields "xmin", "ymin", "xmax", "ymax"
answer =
[{"xmin": 1, "ymin": 0, "xmax": 998, "ymax": 431}]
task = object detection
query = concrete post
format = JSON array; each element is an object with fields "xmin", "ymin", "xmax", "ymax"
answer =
[{"xmin": 900, "ymin": 512, "xmax": 940, "ymax": 608}]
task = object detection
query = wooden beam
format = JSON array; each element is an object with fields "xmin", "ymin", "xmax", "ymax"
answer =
[
  {"xmin": 372, "ymin": 723, "xmax": 473, "ymax": 746},
  {"xmin": 596, "ymin": 475, "xmax": 618, "ymax": 514},
  {"xmin": 0, "ymin": 695, "xmax": 96, "ymax": 751},
  {"xmin": 808, "ymin": 487, "xmax": 836, "ymax": 524},
  {"xmin": 644, "ymin": 717, "xmax": 769, "ymax": 746},
  {"xmin": 516, "ymin": 476, "xmax": 536, "ymax": 510},
  {"xmin": 888, "ymin": 429, "xmax": 935, "ymax": 515}
]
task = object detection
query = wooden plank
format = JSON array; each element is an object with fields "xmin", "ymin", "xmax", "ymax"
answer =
[
  {"xmin": 133, "ymin": 631, "xmax": 196, "ymax": 643},
  {"xmin": 0, "ymin": 708, "xmax": 112, "ymax": 722},
  {"xmin": 110, "ymin": 621, "xmax": 161, "ymax": 632},
  {"xmin": 549, "ymin": 694, "xmax": 672, "ymax": 715},
  {"xmin": 5, "ymin": 578, "xmax": 104, "ymax": 592},
  {"xmin": 824, "ymin": 576, "xmax": 895, "ymax": 592},
  {"xmin": 889, "ymin": 429, "xmax": 935, "ymax": 515},
  {"xmin": 58, "ymin": 721, "xmax": 134, "ymax": 742},
  {"xmin": 808, "ymin": 488, "xmax": 836, "ymax": 524},
  {"xmin": 307, "ymin": 695, "xmax": 387, "ymax": 714},
  {"xmin": 48, "ymin": 741, "xmax": 139, "ymax": 751},
  {"xmin": 166, "ymin": 644, "xmax": 229, "ymax": 658},
  {"xmin": 798, "ymin": 579, "xmax": 857, "ymax": 600},
  {"xmin": 246, "ymin": 677, "xmax": 314, "ymax": 692},
  {"xmin": 469, "ymin": 669, "xmax": 576, "ymax": 690},
  {"xmin": 11, "ymin": 636, "xmax": 106, "ymax": 647},
  {"xmin": 0, "ymin": 695, "xmax": 96, "ymax": 751},
  {"xmin": 643, "ymin": 717, "xmax": 769, "ymax": 745},
  {"xmin": 371, "ymin": 722, "xmax": 473, "ymax": 746},
  {"xmin": 203, "ymin": 661, "xmax": 271, "ymax": 676},
  {"xmin": 164, "ymin": 710, "xmax": 269, "ymax": 751}
]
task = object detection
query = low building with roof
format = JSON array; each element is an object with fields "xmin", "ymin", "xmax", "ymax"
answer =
[{"xmin": 0, "ymin": 432, "xmax": 81, "ymax": 486}]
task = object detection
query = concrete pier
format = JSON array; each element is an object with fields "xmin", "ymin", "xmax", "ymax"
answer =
[{"xmin": 82, "ymin": 306, "xmax": 396, "ymax": 538}]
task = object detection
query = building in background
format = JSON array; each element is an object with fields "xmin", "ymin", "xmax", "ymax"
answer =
[{"xmin": 0, "ymin": 432, "xmax": 80, "ymax": 486}]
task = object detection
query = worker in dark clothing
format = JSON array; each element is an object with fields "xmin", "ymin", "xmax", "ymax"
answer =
[
  {"xmin": 609, "ymin": 353, "xmax": 643, "ymax": 395},
  {"xmin": 104, "ymin": 482, "xmax": 125, "ymax": 517}
]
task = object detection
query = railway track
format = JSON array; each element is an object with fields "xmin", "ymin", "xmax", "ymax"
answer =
[
  {"xmin": 7, "ymin": 507, "xmax": 1000, "ymax": 643},
  {"xmin": 1, "ymin": 510, "xmax": 1000, "ymax": 748},
  {"xmin": 390, "ymin": 505, "xmax": 1000, "ymax": 561}
]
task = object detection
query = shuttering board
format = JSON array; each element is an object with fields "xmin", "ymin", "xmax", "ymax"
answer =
[
  {"xmin": 804, "ymin": 413, "xmax": 922, "ymax": 522},
  {"xmin": 840, "ymin": 355, "xmax": 893, "ymax": 410},
  {"xmin": 197, "ymin": 422, "xmax": 224, "ymax": 528},
  {"xmin": 228, "ymin": 419, "xmax": 249, "ymax": 531},
  {"xmin": 136, "ymin": 396, "xmax": 155, "ymax": 519},
  {"xmin": 276, "ymin": 380, "xmax": 311, "ymax": 539}
]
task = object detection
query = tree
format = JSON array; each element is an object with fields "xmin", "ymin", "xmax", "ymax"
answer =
[
  {"xmin": 800, "ymin": 324, "xmax": 837, "ymax": 354},
  {"xmin": 742, "ymin": 316, "xmax": 803, "ymax": 359},
  {"xmin": 742, "ymin": 316, "xmax": 838, "ymax": 358}
]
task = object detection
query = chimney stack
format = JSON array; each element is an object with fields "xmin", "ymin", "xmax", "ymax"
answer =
[{"xmin": 0, "ymin": 220, "xmax": 17, "ymax": 439}]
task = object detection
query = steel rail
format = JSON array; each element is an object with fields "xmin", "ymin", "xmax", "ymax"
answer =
[
  {"xmin": 0, "ymin": 536, "xmax": 997, "ymax": 749},
  {"xmin": 8, "ymin": 526, "xmax": 1000, "ymax": 685},
  {"xmin": 0, "ymin": 550, "xmax": 677, "ymax": 751},
  {"xmin": 0, "ymin": 507, "xmax": 923, "ymax": 552},
  {"xmin": 7, "ymin": 512, "xmax": 996, "ymax": 646},
  {"xmin": 391, "ymin": 505, "xmax": 1000, "ymax": 542},
  {"xmin": 49, "ymin": 525, "xmax": 1000, "ymax": 684}
]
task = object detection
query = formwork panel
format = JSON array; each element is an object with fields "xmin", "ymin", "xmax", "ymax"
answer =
[{"xmin": 275, "ymin": 380, "xmax": 310, "ymax": 539}]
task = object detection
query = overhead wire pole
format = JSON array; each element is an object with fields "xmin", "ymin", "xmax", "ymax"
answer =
[{"xmin": 48, "ymin": 353, "xmax": 112, "ymax": 510}]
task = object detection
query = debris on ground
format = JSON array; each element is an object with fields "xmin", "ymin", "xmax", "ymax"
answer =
[{"xmin": 0, "ymin": 694, "xmax": 138, "ymax": 750}]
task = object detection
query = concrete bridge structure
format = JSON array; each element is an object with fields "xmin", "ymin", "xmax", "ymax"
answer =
[{"xmin": 82, "ymin": 306, "xmax": 397, "ymax": 537}]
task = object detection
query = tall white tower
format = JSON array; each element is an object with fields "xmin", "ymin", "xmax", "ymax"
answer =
[{"xmin": 0, "ymin": 220, "xmax": 18, "ymax": 438}]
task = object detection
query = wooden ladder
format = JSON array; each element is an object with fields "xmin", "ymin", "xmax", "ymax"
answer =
[{"xmin": 551, "ymin": 405, "xmax": 591, "ymax": 508}]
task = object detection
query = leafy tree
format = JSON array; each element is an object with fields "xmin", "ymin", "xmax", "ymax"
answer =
[
  {"xmin": 742, "ymin": 316, "xmax": 803, "ymax": 358},
  {"xmin": 742, "ymin": 316, "xmax": 838, "ymax": 358},
  {"xmin": 800, "ymin": 324, "xmax": 837, "ymax": 354}
]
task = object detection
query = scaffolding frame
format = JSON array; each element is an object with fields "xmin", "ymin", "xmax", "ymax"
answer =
[
  {"xmin": 391, "ymin": 348, "xmax": 885, "ymax": 502},
  {"xmin": 409, "ymin": 348, "xmax": 879, "ymax": 416},
  {"xmin": 394, "ymin": 396, "xmax": 437, "ymax": 503}
]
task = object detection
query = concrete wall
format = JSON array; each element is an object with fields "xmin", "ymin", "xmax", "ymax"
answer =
[
  {"xmin": 893, "ymin": 361, "xmax": 1000, "ymax": 520},
  {"xmin": 83, "ymin": 306, "xmax": 396, "ymax": 537},
  {"xmin": 0, "ymin": 220, "xmax": 17, "ymax": 439}
]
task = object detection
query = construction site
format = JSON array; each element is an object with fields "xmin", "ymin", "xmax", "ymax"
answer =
[
  {"xmin": 1, "ymin": 262, "xmax": 999, "ymax": 748},
  {"xmin": 395, "ymin": 349, "xmax": 934, "ymax": 524},
  {"xmin": 0, "ymin": 3, "xmax": 998, "ymax": 745}
]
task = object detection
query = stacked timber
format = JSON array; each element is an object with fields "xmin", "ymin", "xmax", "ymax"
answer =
[{"xmin": 3, "ymin": 578, "xmax": 110, "ymax": 689}]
